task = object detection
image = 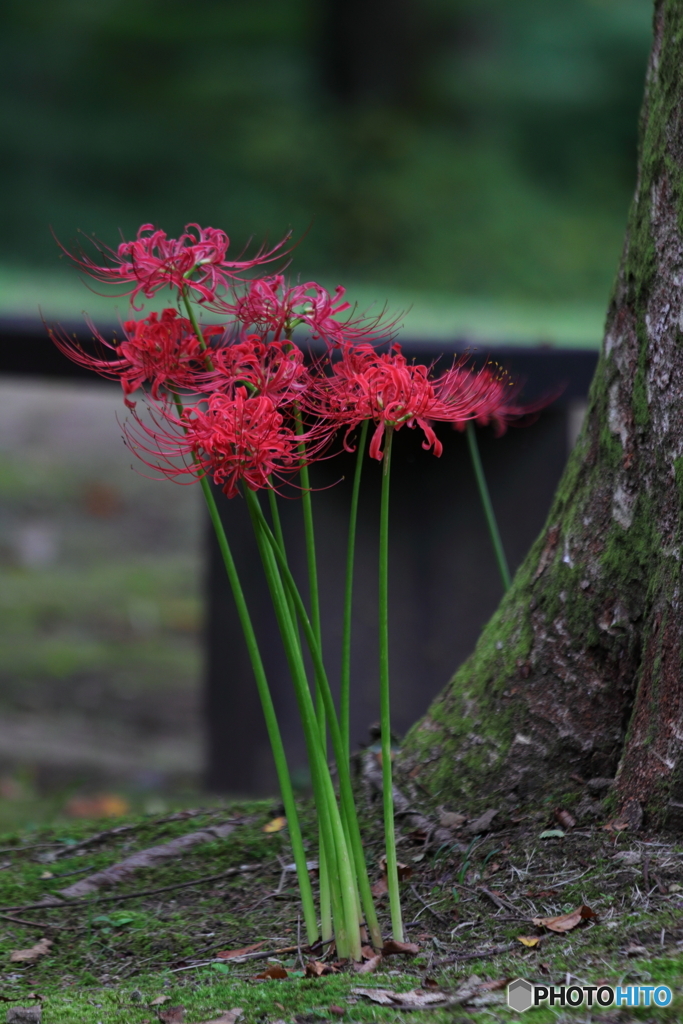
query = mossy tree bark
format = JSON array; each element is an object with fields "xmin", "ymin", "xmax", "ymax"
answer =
[{"xmin": 398, "ymin": 0, "xmax": 683, "ymax": 831}]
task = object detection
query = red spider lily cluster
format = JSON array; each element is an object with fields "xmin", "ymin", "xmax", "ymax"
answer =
[{"xmin": 52, "ymin": 223, "xmax": 530, "ymax": 498}]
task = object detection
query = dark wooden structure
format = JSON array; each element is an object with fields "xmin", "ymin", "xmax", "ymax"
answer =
[{"xmin": 0, "ymin": 317, "xmax": 598, "ymax": 794}]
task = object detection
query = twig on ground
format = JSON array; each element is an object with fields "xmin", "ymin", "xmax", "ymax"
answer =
[
  {"xmin": 0, "ymin": 913, "xmax": 52, "ymax": 929},
  {"xmin": 170, "ymin": 944, "xmax": 301, "ymax": 973},
  {"xmin": 409, "ymin": 884, "xmax": 450, "ymax": 925},
  {"xmin": 436, "ymin": 941, "xmax": 517, "ymax": 964},
  {"xmin": 478, "ymin": 886, "xmax": 520, "ymax": 915}
]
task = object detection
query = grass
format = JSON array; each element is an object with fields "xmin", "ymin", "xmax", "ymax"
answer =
[
  {"xmin": 0, "ymin": 794, "xmax": 678, "ymax": 1021},
  {"xmin": 0, "ymin": 265, "xmax": 604, "ymax": 348}
]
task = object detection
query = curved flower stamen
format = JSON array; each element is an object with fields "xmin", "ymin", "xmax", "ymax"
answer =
[
  {"xmin": 60, "ymin": 224, "xmax": 292, "ymax": 310},
  {"xmin": 50, "ymin": 308, "xmax": 220, "ymax": 406},
  {"xmin": 220, "ymin": 275, "xmax": 400, "ymax": 347}
]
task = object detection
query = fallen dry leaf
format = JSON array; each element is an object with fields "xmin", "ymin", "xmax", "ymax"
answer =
[
  {"xmin": 516, "ymin": 935, "xmax": 541, "ymax": 948},
  {"xmin": 479, "ymin": 978, "xmax": 510, "ymax": 992},
  {"xmin": 65, "ymin": 793, "xmax": 130, "ymax": 819},
  {"xmin": 381, "ymin": 939, "xmax": 419, "ymax": 956},
  {"xmin": 198, "ymin": 1011, "xmax": 242, "ymax": 1024},
  {"xmin": 150, "ymin": 996, "xmax": 170, "ymax": 1006},
  {"xmin": 352, "ymin": 987, "xmax": 450, "ymax": 1008},
  {"xmin": 328, "ymin": 1007, "xmax": 345, "ymax": 1017},
  {"xmin": 532, "ymin": 905, "xmax": 597, "ymax": 933},
  {"xmin": 422, "ymin": 977, "xmax": 440, "ymax": 990},
  {"xmin": 378, "ymin": 855, "xmax": 412, "ymax": 881},
  {"xmin": 603, "ymin": 817, "xmax": 630, "ymax": 832},
  {"xmin": 360, "ymin": 945, "xmax": 376, "ymax": 959},
  {"xmin": 439, "ymin": 811, "xmax": 466, "ymax": 829},
  {"xmin": 371, "ymin": 876, "xmax": 388, "ymax": 897},
  {"xmin": 158, "ymin": 1007, "xmax": 185, "ymax": 1024},
  {"xmin": 39, "ymin": 871, "xmax": 53, "ymax": 880},
  {"xmin": 6, "ymin": 1009, "xmax": 41, "ymax": 1024},
  {"xmin": 353, "ymin": 954, "xmax": 382, "ymax": 974},
  {"xmin": 216, "ymin": 941, "xmax": 265, "ymax": 960},
  {"xmin": 554, "ymin": 808, "xmax": 576, "ymax": 830},
  {"xmin": 10, "ymin": 939, "xmax": 52, "ymax": 963},
  {"xmin": 465, "ymin": 808, "xmax": 499, "ymax": 834},
  {"xmin": 625, "ymin": 944, "xmax": 648, "ymax": 957},
  {"xmin": 305, "ymin": 960, "xmax": 337, "ymax": 977},
  {"xmin": 254, "ymin": 964, "xmax": 288, "ymax": 979},
  {"xmin": 262, "ymin": 816, "xmax": 287, "ymax": 833}
]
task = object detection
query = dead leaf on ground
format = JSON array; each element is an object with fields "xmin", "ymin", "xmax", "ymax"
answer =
[
  {"xmin": 65, "ymin": 794, "xmax": 130, "ymax": 819},
  {"xmin": 305, "ymin": 960, "xmax": 337, "ymax": 977},
  {"xmin": 371, "ymin": 876, "xmax": 388, "ymax": 897},
  {"xmin": 328, "ymin": 1007, "xmax": 345, "ymax": 1017},
  {"xmin": 262, "ymin": 816, "xmax": 287, "ymax": 833},
  {"xmin": 373, "ymin": 856, "xmax": 411, "ymax": 896},
  {"xmin": 554, "ymin": 808, "xmax": 576, "ymax": 830},
  {"xmin": 439, "ymin": 811, "xmax": 467, "ymax": 830},
  {"xmin": 360, "ymin": 945, "xmax": 376, "ymax": 959},
  {"xmin": 479, "ymin": 978, "xmax": 510, "ymax": 992},
  {"xmin": 603, "ymin": 818, "xmax": 630, "ymax": 833},
  {"xmin": 625, "ymin": 944, "xmax": 648, "ymax": 957},
  {"xmin": 158, "ymin": 1007, "xmax": 185, "ymax": 1024},
  {"xmin": 353, "ymin": 954, "xmax": 382, "ymax": 974},
  {"xmin": 517, "ymin": 935, "xmax": 541, "ymax": 948},
  {"xmin": 422, "ymin": 978, "xmax": 440, "ymax": 990},
  {"xmin": 532, "ymin": 905, "xmax": 597, "ymax": 933},
  {"xmin": 216, "ymin": 941, "xmax": 266, "ymax": 960},
  {"xmin": 149, "ymin": 996, "xmax": 170, "ymax": 1006},
  {"xmin": 352, "ymin": 988, "xmax": 451, "ymax": 1008},
  {"xmin": 465, "ymin": 808, "xmax": 499, "ymax": 834},
  {"xmin": 198, "ymin": 1010, "xmax": 243, "ymax": 1024},
  {"xmin": 254, "ymin": 964, "xmax": 288, "ymax": 979},
  {"xmin": 381, "ymin": 939, "xmax": 419, "ymax": 956},
  {"xmin": 6, "ymin": 1008, "xmax": 41, "ymax": 1024},
  {"xmin": 9, "ymin": 939, "xmax": 52, "ymax": 963}
]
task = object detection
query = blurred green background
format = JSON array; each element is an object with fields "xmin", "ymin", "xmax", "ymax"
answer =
[
  {"xmin": 0, "ymin": 0, "xmax": 653, "ymax": 823},
  {"xmin": 0, "ymin": 0, "xmax": 651, "ymax": 342}
]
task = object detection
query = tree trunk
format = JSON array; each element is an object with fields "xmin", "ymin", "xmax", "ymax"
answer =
[{"xmin": 397, "ymin": 0, "xmax": 683, "ymax": 832}]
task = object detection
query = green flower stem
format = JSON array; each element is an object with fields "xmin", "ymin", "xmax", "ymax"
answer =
[
  {"xmin": 246, "ymin": 489, "xmax": 384, "ymax": 951},
  {"xmin": 466, "ymin": 421, "xmax": 511, "ymax": 592},
  {"xmin": 294, "ymin": 411, "xmax": 322, "ymax": 646},
  {"xmin": 196, "ymin": 474, "xmax": 318, "ymax": 944},
  {"xmin": 379, "ymin": 426, "xmax": 403, "ymax": 941},
  {"xmin": 182, "ymin": 291, "xmax": 215, "ymax": 370},
  {"xmin": 267, "ymin": 488, "xmax": 298, "ymax": 625},
  {"xmin": 292, "ymin": 412, "xmax": 333, "ymax": 941},
  {"xmin": 246, "ymin": 491, "xmax": 361, "ymax": 960},
  {"xmin": 340, "ymin": 419, "xmax": 368, "ymax": 764},
  {"xmin": 167, "ymin": 384, "xmax": 317, "ymax": 943}
]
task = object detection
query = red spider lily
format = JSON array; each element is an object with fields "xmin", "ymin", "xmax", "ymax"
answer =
[
  {"xmin": 127, "ymin": 388, "xmax": 315, "ymax": 498},
  {"xmin": 50, "ymin": 308, "xmax": 220, "ymax": 406},
  {"xmin": 311, "ymin": 344, "xmax": 532, "ymax": 459},
  {"xmin": 435, "ymin": 360, "xmax": 546, "ymax": 435},
  {"xmin": 61, "ymin": 224, "xmax": 291, "ymax": 309},
  {"xmin": 202, "ymin": 334, "xmax": 312, "ymax": 404},
  {"xmin": 221, "ymin": 275, "xmax": 399, "ymax": 346}
]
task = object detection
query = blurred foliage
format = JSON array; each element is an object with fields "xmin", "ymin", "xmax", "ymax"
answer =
[{"xmin": 0, "ymin": 0, "xmax": 651, "ymax": 300}]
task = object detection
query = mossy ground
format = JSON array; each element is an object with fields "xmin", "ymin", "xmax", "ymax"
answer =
[{"xmin": 0, "ymin": 800, "xmax": 678, "ymax": 1022}]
